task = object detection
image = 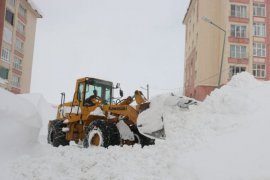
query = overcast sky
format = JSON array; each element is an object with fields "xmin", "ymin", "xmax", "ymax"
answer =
[{"xmin": 31, "ymin": 0, "xmax": 190, "ymax": 104}]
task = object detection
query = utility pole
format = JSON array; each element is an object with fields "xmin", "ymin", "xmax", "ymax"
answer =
[
  {"xmin": 140, "ymin": 84, "xmax": 150, "ymax": 100},
  {"xmin": 146, "ymin": 84, "xmax": 149, "ymax": 100}
]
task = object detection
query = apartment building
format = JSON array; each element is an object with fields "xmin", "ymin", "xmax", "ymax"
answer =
[
  {"xmin": 183, "ymin": 0, "xmax": 270, "ymax": 101},
  {"xmin": 0, "ymin": 0, "xmax": 41, "ymax": 94}
]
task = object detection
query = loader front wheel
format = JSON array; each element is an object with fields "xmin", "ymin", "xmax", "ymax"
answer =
[
  {"xmin": 48, "ymin": 120, "xmax": 70, "ymax": 147},
  {"xmin": 131, "ymin": 126, "xmax": 155, "ymax": 147},
  {"xmin": 83, "ymin": 120, "xmax": 120, "ymax": 148}
]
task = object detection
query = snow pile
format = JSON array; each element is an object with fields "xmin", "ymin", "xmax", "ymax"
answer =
[
  {"xmin": 138, "ymin": 94, "xmax": 197, "ymax": 136},
  {"xmin": 89, "ymin": 107, "xmax": 105, "ymax": 116},
  {"xmin": 5, "ymin": 72, "xmax": 270, "ymax": 179},
  {"xmin": 0, "ymin": 77, "xmax": 8, "ymax": 85},
  {"xmin": 19, "ymin": 94, "xmax": 57, "ymax": 135},
  {"xmin": 0, "ymin": 89, "xmax": 42, "ymax": 159}
]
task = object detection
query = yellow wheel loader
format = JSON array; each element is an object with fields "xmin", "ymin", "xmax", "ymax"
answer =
[{"xmin": 47, "ymin": 77, "xmax": 160, "ymax": 148}]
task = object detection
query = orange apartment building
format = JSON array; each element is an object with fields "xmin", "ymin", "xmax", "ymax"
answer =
[
  {"xmin": 0, "ymin": 0, "xmax": 41, "ymax": 94},
  {"xmin": 183, "ymin": 0, "xmax": 270, "ymax": 101}
]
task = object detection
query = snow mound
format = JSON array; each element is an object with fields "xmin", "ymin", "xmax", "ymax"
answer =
[
  {"xmin": 227, "ymin": 71, "xmax": 260, "ymax": 88},
  {"xmin": 6, "ymin": 72, "xmax": 270, "ymax": 180},
  {"xmin": 0, "ymin": 89, "xmax": 42, "ymax": 158},
  {"xmin": 137, "ymin": 94, "xmax": 196, "ymax": 136},
  {"xmin": 203, "ymin": 72, "xmax": 264, "ymax": 115},
  {"xmin": 19, "ymin": 93, "xmax": 57, "ymax": 135}
]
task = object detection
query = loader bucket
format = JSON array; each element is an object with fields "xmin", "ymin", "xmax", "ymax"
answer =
[{"xmin": 137, "ymin": 112, "xmax": 166, "ymax": 140}]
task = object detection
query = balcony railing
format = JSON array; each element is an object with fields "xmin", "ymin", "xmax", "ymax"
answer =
[
  {"xmin": 228, "ymin": 36, "xmax": 249, "ymax": 44},
  {"xmin": 228, "ymin": 57, "xmax": 249, "ymax": 65}
]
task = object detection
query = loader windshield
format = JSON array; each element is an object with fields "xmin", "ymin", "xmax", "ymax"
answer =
[{"xmin": 84, "ymin": 79, "xmax": 112, "ymax": 106}]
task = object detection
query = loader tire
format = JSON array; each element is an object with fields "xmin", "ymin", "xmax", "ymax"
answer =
[
  {"xmin": 83, "ymin": 120, "xmax": 120, "ymax": 148},
  {"xmin": 48, "ymin": 120, "xmax": 70, "ymax": 147}
]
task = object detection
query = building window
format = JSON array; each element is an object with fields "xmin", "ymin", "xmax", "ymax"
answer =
[
  {"xmin": 5, "ymin": 9, "xmax": 14, "ymax": 25},
  {"xmin": 229, "ymin": 66, "xmax": 246, "ymax": 79},
  {"xmin": 9, "ymin": 0, "xmax": 16, "ymax": 7},
  {"xmin": 0, "ymin": 67, "xmax": 9, "ymax": 79},
  {"xmin": 3, "ymin": 27, "xmax": 13, "ymax": 44},
  {"xmin": 15, "ymin": 39, "xmax": 24, "ymax": 51},
  {"xmin": 17, "ymin": 21, "xmax": 25, "ymax": 34},
  {"xmin": 253, "ymin": 64, "xmax": 266, "ymax": 78},
  {"xmin": 253, "ymin": 43, "xmax": 266, "ymax": 57},
  {"xmin": 19, "ymin": 5, "xmax": 27, "ymax": 18},
  {"xmin": 253, "ymin": 3, "xmax": 266, "ymax": 17},
  {"xmin": 1, "ymin": 48, "xmax": 11, "ymax": 63},
  {"xmin": 11, "ymin": 75, "xmax": 20, "ymax": 87},
  {"xmin": 0, "ymin": 67, "xmax": 9, "ymax": 80},
  {"xmin": 253, "ymin": 23, "xmax": 266, "ymax": 37},
  {"xmin": 230, "ymin": 45, "xmax": 247, "ymax": 59},
  {"xmin": 231, "ymin": 25, "xmax": 247, "ymax": 38},
  {"xmin": 231, "ymin": 5, "xmax": 247, "ymax": 18},
  {"xmin": 13, "ymin": 57, "xmax": 22, "ymax": 70}
]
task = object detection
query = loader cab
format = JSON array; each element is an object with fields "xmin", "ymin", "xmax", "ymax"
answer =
[{"xmin": 76, "ymin": 78, "xmax": 113, "ymax": 106}]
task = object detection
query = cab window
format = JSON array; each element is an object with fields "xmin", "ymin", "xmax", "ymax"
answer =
[
  {"xmin": 78, "ymin": 83, "xmax": 84, "ymax": 102},
  {"xmin": 104, "ymin": 88, "xmax": 111, "ymax": 104},
  {"xmin": 84, "ymin": 81, "xmax": 112, "ymax": 106}
]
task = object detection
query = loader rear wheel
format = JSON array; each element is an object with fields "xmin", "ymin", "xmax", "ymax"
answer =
[
  {"xmin": 83, "ymin": 120, "xmax": 120, "ymax": 148},
  {"xmin": 48, "ymin": 120, "xmax": 70, "ymax": 147}
]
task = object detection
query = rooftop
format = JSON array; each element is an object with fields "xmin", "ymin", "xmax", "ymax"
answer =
[
  {"xmin": 183, "ymin": 0, "xmax": 193, "ymax": 24},
  {"xmin": 26, "ymin": 0, "xmax": 43, "ymax": 18}
]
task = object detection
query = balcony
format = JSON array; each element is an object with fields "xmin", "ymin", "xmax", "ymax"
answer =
[
  {"xmin": 229, "ymin": 0, "xmax": 249, "ymax": 4},
  {"xmin": 14, "ymin": 50, "xmax": 24, "ymax": 59},
  {"xmin": 16, "ymin": 31, "xmax": 26, "ymax": 42},
  {"xmin": 18, "ymin": 14, "xmax": 27, "ymax": 24},
  {"xmin": 228, "ymin": 57, "xmax": 249, "ymax": 65},
  {"xmin": 10, "ymin": 87, "xmax": 21, "ymax": 94},
  {"xmin": 228, "ymin": 36, "xmax": 249, "ymax": 44},
  {"xmin": 229, "ymin": 16, "xmax": 249, "ymax": 23}
]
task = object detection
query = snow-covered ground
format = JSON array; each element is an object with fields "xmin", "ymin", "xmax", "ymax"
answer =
[{"xmin": 1, "ymin": 72, "xmax": 270, "ymax": 179}]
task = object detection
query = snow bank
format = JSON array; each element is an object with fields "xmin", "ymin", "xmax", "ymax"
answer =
[
  {"xmin": 0, "ymin": 89, "xmax": 42, "ymax": 159},
  {"xmin": 19, "ymin": 94, "xmax": 57, "ymax": 135},
  {"xmin": 7, "ymin": 72, "xmax": 270, "ymax": 179},
  {"xmin": 137, "ymin": 94, "xmax": 196, "ymax": 136},
  {"xmin": 0, "ymin": 77, "xmax": 8, "ymax": 85}
]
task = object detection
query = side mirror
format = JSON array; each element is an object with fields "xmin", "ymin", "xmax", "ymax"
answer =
[
  {"xmin": 116, "ymin": 83, "xmax": 120, "ymax": 89},
  {"xmin": 120, "ymin": 89, "xmax": 124, "ymax": 97}
]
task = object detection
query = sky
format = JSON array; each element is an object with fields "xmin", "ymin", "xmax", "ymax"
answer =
[{"xmin": 30, "ymin": 0, "xmax": 190, "ymax": 104}]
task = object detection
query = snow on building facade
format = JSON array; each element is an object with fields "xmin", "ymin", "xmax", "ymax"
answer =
[
  {"xmin": 183, "ymin": 0, "xmax": 270, "ymax": 101},
  {"xmin": 0, "ymin": 0, "xmax": 42, "ymax": 93}
]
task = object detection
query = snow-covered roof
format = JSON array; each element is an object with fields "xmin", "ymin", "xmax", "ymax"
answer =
[
  {"xmin": 26, "ymin": 0, "xmax": 43, "ymax": 18},
  {"xmin": 183, "ymin": 0, "xmax": 193, "ymax": 24}
]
